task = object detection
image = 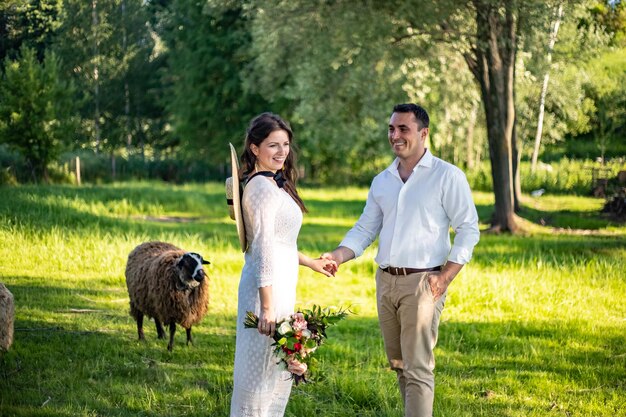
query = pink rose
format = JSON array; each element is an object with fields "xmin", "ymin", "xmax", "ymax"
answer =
[
  {"xmin": 287, "ymin": 359, "xmax": 308, "ymax": 376},
  {"xmin": 291, "ymin": 313, "xmax": 307, "ymax": 331}
]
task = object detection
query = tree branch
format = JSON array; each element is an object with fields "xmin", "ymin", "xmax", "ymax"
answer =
[{"xmin": 391, "ymin": 25, "xmax": 475, "ymax": 46}]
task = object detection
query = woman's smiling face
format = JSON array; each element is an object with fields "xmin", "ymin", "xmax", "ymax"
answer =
[{"xmin": 251, "ymin": 129, "xmax": 290, "ymax": 173}]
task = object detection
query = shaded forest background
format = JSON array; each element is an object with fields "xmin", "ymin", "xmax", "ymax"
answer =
[{"xmin": 0, "ymin": 0, "xmax": 624, "ymax": 189}]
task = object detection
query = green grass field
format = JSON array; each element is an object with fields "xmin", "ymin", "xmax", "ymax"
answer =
[{"xmin": 0, "ymin": 182, "xmax": 624, "ymax": 416}]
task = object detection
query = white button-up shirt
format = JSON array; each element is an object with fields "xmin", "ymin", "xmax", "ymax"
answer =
[{"xmin": 340, "ymin": 149, "xmax": 480, "ymax": 268}]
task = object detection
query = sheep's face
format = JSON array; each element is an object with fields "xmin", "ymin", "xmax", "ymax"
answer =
[{"xmin": 175, "ymin": 253, "xmax": 210, "ymax": 290}]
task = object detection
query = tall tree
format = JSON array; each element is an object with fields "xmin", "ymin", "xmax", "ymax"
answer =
[
  {"xmin": 514, "ymin": 2, "xmax": 611, "ymax": 166},
  {"xmin": 55, "ymin": 0, "xmax": 111, "ymax": 152},
  {"xmin": 245, "ymin": 2, "xmax": 408, "ymax": 183},
  {"xmin": 244, "ymin": 0, "xmax": 568, "ymax": 231},
  {"xmin": 0, "ymin": 47, "xmax": 76, "ymax": 182},
  {"xmin": 401, "ymin": 47, "xmax": 484, "ymax": 169},
  {"xmin": 583, "ymin": 48, "xmax": 626, "ymax": 160},
  {"xmin": 0, "ymin": 0, "xmax": 63, "ymax": 63},
  {"xmin": 462, "ymin": 0, "xmax": 522, "ymax": 231},
  {"xmin": 55, "ymin": 0, "xmax": 164, "ymax": 154},
  {"xmin": 159, "ymin": 0, "xmax": 274, "ymax": 164},
  {"xmin": 105, "ymin": 0, "xmax": 167, "ymax": 155},
  {"xmin": 531, "ymin": 3, "xmax": 564, "ymax": 173}
]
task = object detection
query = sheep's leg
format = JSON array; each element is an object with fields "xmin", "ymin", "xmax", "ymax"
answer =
[
  {"xmin": 136, "ymin": 312, "xmax": 145, "ymax": 340},
  {"xmin": 167, "ymin": 323, "xmax": 176, "ymax": 351},
  {"xmin": 186, "ymin": 327, "xmax": 193, "ymax": 346},
  {"xmin": 155, "ymin": 319, "xmax": 166, "ymax": 339}
]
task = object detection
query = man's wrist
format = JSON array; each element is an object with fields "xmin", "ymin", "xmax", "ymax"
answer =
[
  {"xmin": 441, "ymin": 261, "xmax": 464, "ymax": 284},
  {"xmin": 334, "ymin": 246, "xmax": 355, "ymax": 265},
  {"xmin": 332, "ymin": 249, "xmax": 344, "ymax": 265}
]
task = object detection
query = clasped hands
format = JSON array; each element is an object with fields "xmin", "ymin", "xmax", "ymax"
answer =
[
  {"xmin": 306, "ymin": 256, "xmax": 337, "ymax": 278},
  {"xmin": 319, "ymin": 252, "xmax": 338, "ymax": 276}
]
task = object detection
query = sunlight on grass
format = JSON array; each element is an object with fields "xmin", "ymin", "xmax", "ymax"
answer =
[
  {"xmin": 523, "ymin": 194, "xmax": 605, "ymax": 212},
  {"xmin": 0, "ymin": 182, "xmax": 624, "ymax": 416}
]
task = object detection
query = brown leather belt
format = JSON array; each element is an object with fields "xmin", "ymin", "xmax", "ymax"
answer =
[{"xmin": 380, "ymin": 266, "xmax": 442, "ymax": 276}]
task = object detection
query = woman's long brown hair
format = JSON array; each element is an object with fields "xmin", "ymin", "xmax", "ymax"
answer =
[{"xmin": 241, "ymin": 112, "xmax": 307, "ymax": 213}]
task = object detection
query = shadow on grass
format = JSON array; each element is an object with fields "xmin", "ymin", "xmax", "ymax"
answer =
[
  {"xmin": 311, "ymin": 316, "xmax": 625, "ymax": 416},
  {"xmin": 5, "ymin": 184, "xmax": 622, "ymax": 266},
  {"xmin": 0, "ymin": 184, "xmax": 361, "ymax": 254},
  {"xmin": 1, "ymin": 297, "xmax": 624, "ymax": 416},
  {"xmin": 470, "ymin": 233, "xmax": 626, "ymax": 269},
  {"xmin": 474, "ymin": 200, "xmax": 624, "ymax": 231},
  {"xmin": 3, "ymin": 182, "xmax": 621, "ymax": 233},
  {"xmin": 0, "ymin": 183, "xmax": 228, "ymax": 234},
  {"xmin": 517, "ymin": 204, "xmax": 621, "ymax": 230},
  {"xmin": 434, "ymin": 319, "xmax": 626, "ymax": 416},
  {"xmin": 1, "ymin": 281, "xmax": 237, "ymax": 416},
  {"xmin": 6, "ymin": 280, "xmax": 128, "ymax": 312},
  {"xmin": 305, "ymin": 197, "xmax": 369, "ymax": 219},
  {"xmin": 6, "ymin": 184, "xmax": 624, "ymax": 273}
]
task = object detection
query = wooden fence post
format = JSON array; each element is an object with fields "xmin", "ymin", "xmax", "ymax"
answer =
[{"xmin": 75, "ymin": 156, "xmax": 81, "ymax": 185}]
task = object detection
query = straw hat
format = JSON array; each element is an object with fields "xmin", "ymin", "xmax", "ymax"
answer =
[{"xmin": 225, "ymin": 143, "xmax": 247, "ymax": 252}]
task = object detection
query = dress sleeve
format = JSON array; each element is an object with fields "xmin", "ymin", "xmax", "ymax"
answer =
[{"xmin": 243, "ymin": 177, "xmax": 280, "ymax": 288}]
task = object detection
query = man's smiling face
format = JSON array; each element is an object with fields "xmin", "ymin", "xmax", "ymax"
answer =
[{"xmin": 388, "ymin": 111, "xmax": 428, "ymax": 162}]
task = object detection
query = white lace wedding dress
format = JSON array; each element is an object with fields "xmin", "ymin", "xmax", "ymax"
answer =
[{"xmin": 230, "ymin": 175, "xmax": 303, "ymax": 417}]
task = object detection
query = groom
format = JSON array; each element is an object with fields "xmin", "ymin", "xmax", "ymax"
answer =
[{"xmin": 323, "ymin": 103, "xmax": 480, "ymax": 417}]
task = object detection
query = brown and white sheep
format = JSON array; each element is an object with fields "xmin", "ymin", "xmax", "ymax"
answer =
[
  {"xmin": 125, "ymin": 241, "xmax": 210, "ymax": 351},
  {"xmin": 0, "ymin": 283, "xmax": 14, "ymax": 352}
]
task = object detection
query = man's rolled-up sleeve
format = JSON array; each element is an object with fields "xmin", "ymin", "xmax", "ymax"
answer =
[
  {"xmin": 444, "ymin": 170, "xmax": 480, "ymax": 265},
  {"xmin": 339, "ymin": 188, "xmax": 383, "ymax": 258}
]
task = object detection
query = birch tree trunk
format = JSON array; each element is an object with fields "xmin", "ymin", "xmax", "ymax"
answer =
[
  {"xmin": 466, "ymin": 100, "xmax": 479, "ymax": 170},
  {"xmin": 531, "ymin": 3, "xmax": 563, "ymax": 173},
  {"xmin": 122, "ymin": 0, "xmax": 132, "ymax": 152},
  {"xmin": 92, "ymin": 0, "xmax": 101, "ymax": 153}
]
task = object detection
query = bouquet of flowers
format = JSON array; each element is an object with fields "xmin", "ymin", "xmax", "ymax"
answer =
[{"xmin": 244, "ymin": 304, "xmax": 351, "ymax": 384}]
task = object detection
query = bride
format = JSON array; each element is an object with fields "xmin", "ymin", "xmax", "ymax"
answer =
[{"xmin": 230, "ymin": 113, "xmax": 335, "ymax": 417}]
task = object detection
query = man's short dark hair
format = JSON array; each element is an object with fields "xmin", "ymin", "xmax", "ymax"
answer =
[{"xmin": 393, "ymin": 103, "xmax": 429, "ymax": 129}]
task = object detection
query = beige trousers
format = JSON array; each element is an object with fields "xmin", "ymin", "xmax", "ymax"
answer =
[{"xmin": 376, "ymin": 268, "xmax": 446, "ymax": 417}]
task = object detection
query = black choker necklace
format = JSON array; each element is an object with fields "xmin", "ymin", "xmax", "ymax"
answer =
[{"xmin": 247, "ymin": 170, "xmax": 286, "ymax": 188}]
